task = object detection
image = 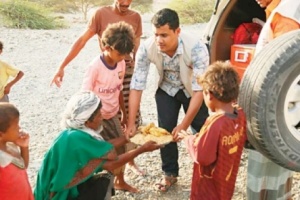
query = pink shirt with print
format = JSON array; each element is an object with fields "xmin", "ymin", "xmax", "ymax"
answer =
[{"xmin": 82, "ymin": 55, "xmax": 125, "ymax": 119}]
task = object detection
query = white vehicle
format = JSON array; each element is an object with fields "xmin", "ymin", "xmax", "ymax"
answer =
[{"xmin": 203, "ymin": 0, "xmax": 300, "ymax": 171}]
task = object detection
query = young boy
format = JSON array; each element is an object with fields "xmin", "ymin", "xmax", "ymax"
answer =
[
  {"xmin": 0, "ymin": 103, "xmax": 33, "ymax": 200},
  {"xmin": 176, "ymin": 61, "xmax": 247, "ymax": 200},
  {"xmin": 81, "ymin": 21, "xmax": 139, "ymax": 192},
  {"xmin": 0, "ymin": 41, "xmax": 24, "ymax": 102}
]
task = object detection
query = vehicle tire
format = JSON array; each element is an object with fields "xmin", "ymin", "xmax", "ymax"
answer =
[{"xmin": 238, "ymin": 29, "xmax": 300, "ymax": 172}]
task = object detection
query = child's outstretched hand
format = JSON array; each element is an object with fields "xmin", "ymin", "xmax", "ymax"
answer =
[
  {"xmin": 15, "ymin": 131, "xmax": 30, "ymax": 148},
  {"xmin": 176, "ymin": 130, "xmax": 192, "ymax": 142}
]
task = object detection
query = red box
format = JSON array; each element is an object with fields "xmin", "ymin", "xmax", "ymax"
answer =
[{"xmin": 230, "ymin": 44, "xmax": 256, "ymax": 79}]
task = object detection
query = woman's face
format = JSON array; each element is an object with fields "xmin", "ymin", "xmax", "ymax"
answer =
[{"xmin": 85, "ymin": 109, "xmax": 103, "ymax": 131}]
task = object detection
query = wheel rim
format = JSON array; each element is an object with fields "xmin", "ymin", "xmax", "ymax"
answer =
[{"xmin": 284, "ymin": 74, "xmax": 300, "ymax": 141}]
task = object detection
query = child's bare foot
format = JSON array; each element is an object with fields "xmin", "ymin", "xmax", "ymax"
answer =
[
  {"xmin": 114, "ymin": 182, "xmax": 139, "ymax": 193},
  {"xmin": 127, "ymin": 163, "xmax": 146, "ymax": 176}
]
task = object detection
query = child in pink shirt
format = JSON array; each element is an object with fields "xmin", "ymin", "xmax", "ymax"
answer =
[
  {"xmin": 82, "ymin": 21, "xmax": 138, "ymax": 192},
  {"xmin": 0, "ymin": 103, "xmax": 34, "ymax": 200}
]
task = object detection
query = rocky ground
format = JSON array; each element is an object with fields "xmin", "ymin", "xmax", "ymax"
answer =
[{"xmin": 0, "ymin": 11, "xmax": 299, "ymax": 200}]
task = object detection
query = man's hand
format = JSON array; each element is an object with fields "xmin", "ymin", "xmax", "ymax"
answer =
[
  {"xmin": 172, "ymin": 123, "xmax": 188, "ymax": 140},
  {"xmin": 51, "ymin": 68, "xmax": 64, "ymax": 87},
  {"xmin": 174, "ymin": 130, "xmax": 192, "ymax": 142},
  {"xmin": 125, "ymin": 124, "xmax": 137, "ymax": 139}
]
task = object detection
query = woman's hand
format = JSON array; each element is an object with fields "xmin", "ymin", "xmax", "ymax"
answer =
[{"xmin": 140, "ymin": 141, "xmax": 162, "ymax": 152}]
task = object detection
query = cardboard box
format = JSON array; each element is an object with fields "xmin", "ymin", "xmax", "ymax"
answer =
[{"xmin": 230, "ymin": 44, "xmax": 256, "ymax": 79}]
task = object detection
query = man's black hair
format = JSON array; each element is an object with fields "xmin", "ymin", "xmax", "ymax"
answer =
[{"xmin": 151, "ymin": 8, "xmax": 180, "ymax": 31}]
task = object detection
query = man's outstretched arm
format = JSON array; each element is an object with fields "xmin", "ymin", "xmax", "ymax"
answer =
[{"xmin": 51, "ymin": 28, "xmax": 95, "ymax": 87}]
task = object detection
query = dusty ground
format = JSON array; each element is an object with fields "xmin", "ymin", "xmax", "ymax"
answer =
[{"xmin": 0, "ymin": 10, "xmax": 299, "ymax": 200}]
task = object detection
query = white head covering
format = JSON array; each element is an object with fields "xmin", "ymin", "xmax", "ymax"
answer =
[{"xmin": 61, "ymin": 91, "xmax": 101, "ymax": 129}]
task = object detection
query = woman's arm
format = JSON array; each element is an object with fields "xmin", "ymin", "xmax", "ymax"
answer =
[
  {"xmin": 102, "ymin": 141, "xmax": 161, "ymax": 172},
  {"xmin": 108, "ymin": 136, "xmax": 128, "ymax": 149}
]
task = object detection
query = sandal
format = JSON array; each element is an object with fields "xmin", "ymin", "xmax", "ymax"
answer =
[{"xmin": 155, "ymin": 175, "xmax": 178, "ymax": 192}]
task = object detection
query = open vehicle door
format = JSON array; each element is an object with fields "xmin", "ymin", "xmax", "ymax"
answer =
[{"xmin": 203, "ymin": 0, "xmax": 300, "ymax": 171}]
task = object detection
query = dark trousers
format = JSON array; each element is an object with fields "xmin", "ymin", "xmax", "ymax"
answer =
[{"xmin": 155, "ymin": 88, "xmax": 208, "ymax": 176}]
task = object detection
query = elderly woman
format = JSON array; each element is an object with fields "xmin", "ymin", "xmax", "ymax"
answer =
[{"xmin": 34, "ymin": 91, "xmax": 160, "ymax": 200}]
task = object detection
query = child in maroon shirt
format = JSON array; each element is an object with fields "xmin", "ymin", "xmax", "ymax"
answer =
[{"xmin": 176, "ymin": 61, "xmax": 247, "ymax": 200}]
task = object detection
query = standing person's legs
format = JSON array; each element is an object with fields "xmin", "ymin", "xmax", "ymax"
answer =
[
  {"xmin": 247, "ymin": 150, "xmax": 293, "ymax": 200},
  {"xmin": 120, "ymin": 66, "xmax": 142, "ymax": 126},
  {"xmin": 155, "ymin": 88, "xmax": 181, "ymax": 191},
  {"xmin": 100, "ymin": 115, "xmax": 138, "ymax": 193},
  {"xmin": 0, "ymin": 95, "xmax": 9, "ymax": 102},
  {"xmin": 119, "ymin": 66, "xmax": 144, "ymax": 175}
]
